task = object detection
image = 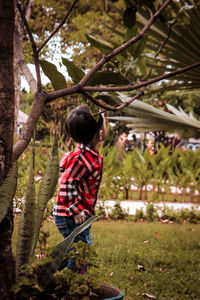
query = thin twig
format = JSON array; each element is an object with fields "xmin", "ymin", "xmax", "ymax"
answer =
[
  {"xmin": 146, "ymin": 6, "xmax": 154, "ymax": 18},
  {"xmin": 37, "ymin": 0, "xmax": 79, "ymax": 53},
  {"xmin": 17, "ymin": 1, "xmax": 42, "ymax": 92},
  {"xmin": 141, "ymin": 22, "xmax": 173, "ymax": 82}
]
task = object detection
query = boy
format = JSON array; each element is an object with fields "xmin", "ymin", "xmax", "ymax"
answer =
[{"xmin": 53, "ymin": 105, "xmax": 106, "ymax": 270}]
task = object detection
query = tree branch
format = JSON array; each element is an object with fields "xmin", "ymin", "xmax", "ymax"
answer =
[
  {"xmin": 13, "ymin": 92, "xmax": 47, "ymax": 160},
  {"xmin": 37, "ymin": 0, "xmax": 79, "ymax": 54},
  {"xmin": 82, "ymin": 90, "xmax": 144, "ymax": 112},
  {"xmin": 13, "ymin": 0, "xmax": 199, "ymax": 161},
  {"xmin": 46, "ymin": 61, "xmax": 200, "ymax": 100},
  {"xmin": 78, "ymin": 0, "xmax": 172, "ymax": 86},
  {"xmin": 81, "ymin": 62, "xmax": 200, "ymax": 93},
  {"xmin": 25, "ymin": 0, "xmax": 35, "ymax": 20},
  {"xmin": 15, "ymin": 28, "xmax": 37, "ymax": 93},
  {"xmin": 17, "ymin": 1, "xmax": 42, "ymax": 92},
  {"xmin": 45, "ymin": 84, "xmax": 81, "ymax": 102}
]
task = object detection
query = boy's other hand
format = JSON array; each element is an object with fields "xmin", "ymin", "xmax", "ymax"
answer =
[{"xmin": 73, "ymin": 211, "xmax": 86, "ymax": 225}]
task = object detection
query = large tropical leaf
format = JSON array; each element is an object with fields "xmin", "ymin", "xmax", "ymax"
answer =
[
  {"xmin": 103, "ymin": 1, "xmax": 200, "ymax": 91},
  {"xmin": 109, "ymin": 99, "xmax": 200, "ymax": 138},
  {"xmin": 38, "ymin": 215, "xmax": 99, "ymax": 288},
  {"xmin": 87, "ymin": 71, "xmax": 130, "ymax": 86},
  {"xmin": 86, "ymin": 34, "xmax": 114, "ymax": 54},
  {"xmin": 95, "ymin": 92, "xmax": 121, "ymax": 106},
  {"xmin": 62, "ymin": 57, "xmax": 85, "ymax": 83},
  {"xmin": 39, "ymin": 60, "xmax": 68, "ymax": 99},
  {"xmin": 123, "ymin": 6, "xmax": 137, "ymax": 28}
]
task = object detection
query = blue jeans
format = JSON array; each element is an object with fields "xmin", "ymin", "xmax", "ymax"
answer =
[{"xmin": 54, "ymin": 215, "xmax": 92, "ymax": 271}]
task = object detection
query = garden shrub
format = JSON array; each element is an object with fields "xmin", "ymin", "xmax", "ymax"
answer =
[
  {"xmin": 107, "ymin": 203, "xmax": 200, "ymax": 224},
  {"xmin": 160, "ymin": 206, "xmax": 179, "ymax": 222},
  {"xmin": 108, "ymin": 201, "xmax": 128, "ymax": 220},
  {"xmin": 95, "ymin": 202, "xmax": 107, "ymax": 219},
  {"xmin": 134, "ymin": 208, "xmax": 146, "ymax": 221},
  {"xmin": 145, "ymin": 203, "xmax": 159, "ymax": 221}
]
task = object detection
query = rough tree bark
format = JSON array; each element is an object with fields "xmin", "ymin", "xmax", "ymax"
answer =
[
  {"xmin": 0, "ymin": 0, "xmax": 15, "ymax": 184},
  {"xmin": 0, "ymin": 0, "xmax": 16, "ymax": 299}
]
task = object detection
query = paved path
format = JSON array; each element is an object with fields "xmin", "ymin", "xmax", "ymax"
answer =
[{"xmin": 98, "ymin": 200, "xmax": 200, "ymax": 216}]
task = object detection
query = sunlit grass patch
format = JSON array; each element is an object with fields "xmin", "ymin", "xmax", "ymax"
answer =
[{"xmin": 91, "ymin": 221, "xmax": 200, "ymax": 300}]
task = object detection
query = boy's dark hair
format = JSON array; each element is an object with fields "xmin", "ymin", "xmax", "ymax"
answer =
[{"xmin": 65, "ymin": 105, "xmax": 103, "ymax": 145}]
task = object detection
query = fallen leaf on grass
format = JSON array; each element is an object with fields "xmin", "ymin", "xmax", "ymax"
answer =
[
  {"xmin": 137, "ymin": 264, "xmax": 145, "ymax": 271},
  {"xmin": 142, "ymin": 292, "xmax": 156, "ymax": 299},
  {"xmin": 155, "ymin": 233, "xmax": 161, "ymax": 238}
]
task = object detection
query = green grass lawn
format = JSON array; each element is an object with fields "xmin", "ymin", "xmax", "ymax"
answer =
[{"xmin": 13, "ymin": 219, "xmax": 200, "ymax": 299}]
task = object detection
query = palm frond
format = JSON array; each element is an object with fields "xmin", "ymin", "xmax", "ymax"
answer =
[{"xmin": 109, "ymin": 100, "xmax": 200, "ymax": 137}]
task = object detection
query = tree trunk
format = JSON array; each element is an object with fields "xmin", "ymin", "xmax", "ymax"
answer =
[
  {"xmin": 0, "ymin": 207, "xmax": 15, "ymax": 299},
  {"xmin": 125, "ymin": 187, "xmax": 129, "ymax": 200},
  {"xmin": 0, "ymin": 0, "xmax": 16, "ymax": 298},
  {"xmin": 139, "ymin": 185, "xmax": 143, "ymax": 200},
  {"xmin": 0, "ymin": 0, "xmax": 15, "ymax": 185},
  {"xmin": 144, "ymin": 185, "xmax": 148, "ymax": 201}
]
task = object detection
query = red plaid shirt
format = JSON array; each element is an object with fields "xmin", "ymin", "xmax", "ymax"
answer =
[{"xmin": 53, "ymin": 144, "xmax": 103, "ymax": 217}]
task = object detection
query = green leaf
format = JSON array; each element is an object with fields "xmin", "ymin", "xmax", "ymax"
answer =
[
  {"xmin": 0, "ymin": 162, "xmax": 18, "ymax": 223},
  {"xmin": 109, "ymin": 99, "xmax": 200, "ymax": 136},
  {"xmin": 125, "ymin": 25, "xmax": 138, "ymax": 42},
  {"xmin": 87, "ymin": 71, "xmax": 129, "ymax": 86},
  {"xmin": 137, "ymin": 57, "xmax": 147, "ymax": 76},
  {"xmin": 96, "ymin": 92, "xmax": 121, "ymax": 106},
  {"xmin": 16, "ymin": 153, "xmax": 36, "ymax": 277},
  {"xmin": 39, "ymin": 60, "xmax": 67, "ymax": 91},
  {"xmin": 86, "ymin": 34, "xmax": 114, "ymax": 54},
  {"xmin": 30, "ymin": 138, "xmax": 59, "ymax": 257},
  {"xmin": 123, "ymin": 6, "xmax": 137, "ymax": 28},
  {"xmin": 137, "ymin": 1, "xmax": 200, "ymax": 91},
  {"xmin": 179, "ymin": 5, "xmax": 194, "ymax": 14},
  {"xmin": 38, "ymin": 215, "xmax": 99, "ymax": 288},
  {"xmin": 134, "ymin": 36, "xmax": 147, "ymax": 58},
  {"xmin": 153, "ymin": 0, "xmax": 159, "ymax": 10},
  {"xmin": 62, "ymin": 57, "xmax": 85, "ymax": 83},
  {"xmin": 104, "ymin": 23, "xmax": 124, "ymax": 37}
]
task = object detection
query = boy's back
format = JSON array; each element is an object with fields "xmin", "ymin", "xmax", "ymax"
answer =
[{"xmin": 54, "ymin": 143, "xmax": 103, "ymax": 217}]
